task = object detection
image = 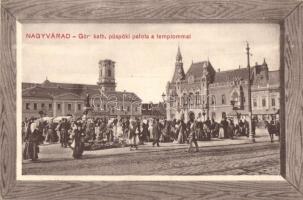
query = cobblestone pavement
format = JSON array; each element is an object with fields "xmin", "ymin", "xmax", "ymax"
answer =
[{"xmin": 23, "ymin": 139, "xmax": 280, "ymax": 175}]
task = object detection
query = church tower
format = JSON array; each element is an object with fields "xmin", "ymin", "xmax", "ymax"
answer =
[
  {"xmin": 97, "ymin": 59, "xmax": 116, "ymax": 92},
  {"xmin": 171, "ymin": 46, "xmax": 185, "ymax": 82}
]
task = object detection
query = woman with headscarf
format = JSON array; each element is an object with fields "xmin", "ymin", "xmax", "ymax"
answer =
[
  {"xmin": 23, "ymin": 119, "xmax": 40, "ymax": 161},
  {"xmin": 141, "ymin": 119, "xmax": 149, "ymax": 143},
  {"xmin": 129, "ymin": 119, "xmax": 139, "ymax": 150},
  {"xmin": 72, "ymin": 121, "xmax": 85, "ymax": 159}
]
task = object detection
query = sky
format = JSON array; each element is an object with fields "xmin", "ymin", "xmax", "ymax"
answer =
[{"xmin": 21, "ymin": 23, "xmax": 280, "ymax": 103}]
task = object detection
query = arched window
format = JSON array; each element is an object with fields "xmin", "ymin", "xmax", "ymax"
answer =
[
  {"xmin": 184, "ymin": 94, "xmax": 188, "ymax": 105},
  {"xmin": 231, "ymin": 90, "xmax": 242, "ymax": 107},
  {"xmin": 108, "ymin": 69, "xmax": 111, "ymax": 77},
  {"xmin": 196, "ymin": 92, "xmax": 200, "ymax": 105},
  {"xmin": 187, "ymin": 94, "xmax": 192, "ymax": 108},
  {"xmin": 231, "ymin": 91, "xmax": 239, "ymax": 102},
  {"xmin": 211, "ymin": 95, "xmax": 216, "ymax": 105},
  {"xmin": 189, "ymin": 93, "xmax": 194, "ymax": 107},
  {"xmin": 221, "ymin": 94, "xmax": 226, "ymax": 104}
]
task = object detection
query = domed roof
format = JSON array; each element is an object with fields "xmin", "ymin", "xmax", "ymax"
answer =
[{"xmin": 42, "ymin": 77, "xmax": 51, "ymax": 85}]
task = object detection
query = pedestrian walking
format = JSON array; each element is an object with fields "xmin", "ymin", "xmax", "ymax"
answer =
[
  {"xmin": 177, "ymin": 119, "xmax": 187, "ymax": 144},
  {"xmin": 72, "ymin": 122, "xmax": 85, "ymax": 159},
  {"xmin": 129, "ymin": 119, "xmax": 139, "ymax": 150},
  {"xmin": 23, "ymin": 120, "xmax": 40, "ymax": 161},
  {"xmin": 187, "ymin": 115, "xmax": 199, "ymax": 153},
  {"xmin": 141, "ymin": 119, "xmax": 149, "ymax": 142},
  {"xmin": 58, "ymin": 118, "xmax": 70, "ymax": 147},
  {"xmin": 152, "ymin": 119, "xmax": 161, "ymax": 147},
  {"xmin": 265, "ymin": 120, "xmax": 275, "ymax": 142}
]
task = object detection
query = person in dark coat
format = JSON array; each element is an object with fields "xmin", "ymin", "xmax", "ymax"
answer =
[
  {"xmin": 265, "ymin": 120, "xmax": 275, "ymax": 142},
  {"xmin": 205, "ymin": 117, "xmax": 211, "ymax": 128},
  {"xmin": 122, "ymin": 118, "xmax": 130, "ymax": 139},
  {"xmin": 23, "ymin": 120, "xmax": 40, "ymax": 161},
  {"xmin": 228, "ymin": 119, "xmax": 235, "ymax": 139},
  {"xmin": 196, "ymin": 119, "xmax": 203, "ymax": 141},
  {"xmin": 72, "ymin": 122, "xmax": 85, "ymax": 159},
  {"xmin": 220, "ymin": 118, "xmax": 229, "ymax": 138},
  {"xmin": 152, "ymin": 119, "xmax": 161, "ymax": 147},
  {"xmin": 210, "ymin": 118, "xmax": 219, "ymax": 138},
  {"xmin": 58, "ymin": 118, "xmax": 70, "ymax": 147},
  {"xmin": 238, "ymin": 120, "xmax": 245, "ymax": 136},
  {"xmin": 141, "ymin": 120, "xmax": 149, "ymax": 142},
  {"xmin": 244, "ymin": 119, "xmax": 249, "ymax": 137}
]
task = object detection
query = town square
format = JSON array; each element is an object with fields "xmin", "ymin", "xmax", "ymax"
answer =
[{"xmin": 21, "ymin": 24, "xmax": 281, "ymax": 176}]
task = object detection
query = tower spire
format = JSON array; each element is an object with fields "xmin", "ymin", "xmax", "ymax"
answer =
[
  {"xmin": 176, "ymin": 45, "xmax": 182, "ymax": 62},
  {"xmin": 172, "ymin": 45, "xmax": 185, "ymax": 82}
]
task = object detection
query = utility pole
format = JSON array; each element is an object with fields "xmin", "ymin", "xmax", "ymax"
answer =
[{"xmin": 246, "ymin": 42, "xmax": 255, "ymax": 142}]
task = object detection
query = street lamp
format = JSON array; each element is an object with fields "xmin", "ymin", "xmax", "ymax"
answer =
[{"xmin": 246, "ymin": 42, "xmax": 255, "ymax": 143}]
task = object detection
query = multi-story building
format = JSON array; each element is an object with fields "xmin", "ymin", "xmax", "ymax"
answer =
[
  {"xmin": 165, "ymin": 47, "xmax": 280, "ymax": 122},
  {"xmin": 22, "ymin": 59, "xmax": 142, "ymax": 120}
]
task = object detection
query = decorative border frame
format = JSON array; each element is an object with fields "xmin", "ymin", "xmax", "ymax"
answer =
[{"xmin": 1, "ymin": 0, "xmax": 303, "ymax": 199}]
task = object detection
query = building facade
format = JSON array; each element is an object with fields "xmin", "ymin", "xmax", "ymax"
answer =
[
  {"xmin": 22, "ymin": 59, "xmax": 142, "ymax": 120},
  {"xmin": 166, "ymin": 47, "xmax": 280, "ymax": 122}
]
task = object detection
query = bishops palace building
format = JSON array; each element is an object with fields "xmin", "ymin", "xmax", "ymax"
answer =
[
  {"xmin": 22, "ymin": 59, "xmax": 142, "ymax": 120},
  {"xmin": 165, "ymin": 47, "xmax": 280, "ymax": 122}
]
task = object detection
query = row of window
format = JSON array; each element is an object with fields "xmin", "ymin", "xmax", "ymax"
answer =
[
  {"xmin": 253, "ymin": 97, "xmax": 279, "ymax": 108},
  {"xmin": 25, "ymin": 102, "xmax": 82, "ymax": 111},
  {"xmin": 171, "ymin": 93, "xmax": 230, "ymax": 106}
]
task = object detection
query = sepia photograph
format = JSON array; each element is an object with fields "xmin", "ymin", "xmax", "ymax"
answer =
[
  {"xmin": 20, "ymin": 23, "xmax": 281, "ymax": 177},
  {"xmin": 2, "ymin": 0, "xmax": 303, "ymax": 199}
]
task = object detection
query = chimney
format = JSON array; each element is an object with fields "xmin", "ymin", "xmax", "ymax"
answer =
[
  {"xmin": 218, "ymin": 68, "xmax": 220, "ymax": 72},
  {"xmin": 239, "ymin": 65, "xmax": 241, "ymax": 69}
]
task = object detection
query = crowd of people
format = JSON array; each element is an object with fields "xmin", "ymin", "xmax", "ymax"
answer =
[{"xmin": 22, "ymin": 112, "xmax": 280, "ymax": 161}]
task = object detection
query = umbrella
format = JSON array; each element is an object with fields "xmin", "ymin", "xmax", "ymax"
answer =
[
  {"xmin": 42, "ymin": 117, "xmax": 54, "ymax": 122},
  {"xmin": 53, "ymin": 116, "xmax": 72, "ymax": 123}
]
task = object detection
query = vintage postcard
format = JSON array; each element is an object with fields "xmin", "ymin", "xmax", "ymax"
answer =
[{"xmin": 18, "ymin": 23, "xmax": 281, "ymax": 180}]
